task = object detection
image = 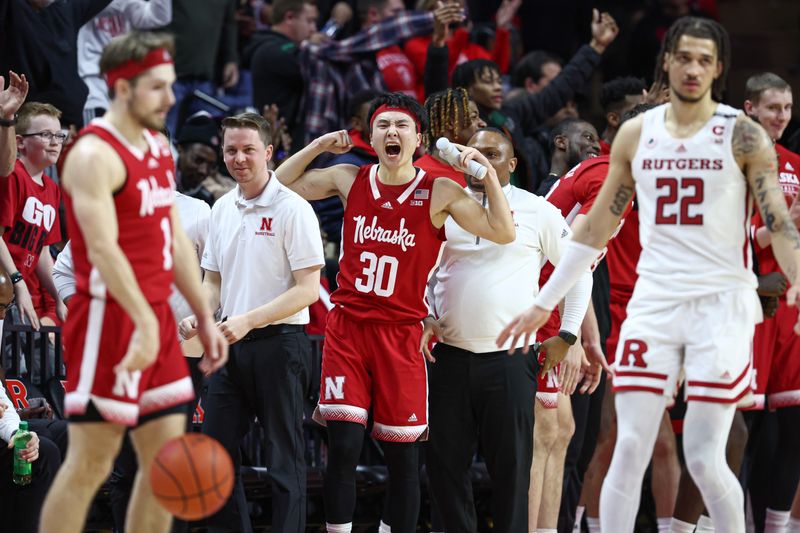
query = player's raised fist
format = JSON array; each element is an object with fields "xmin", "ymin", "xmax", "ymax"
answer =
[{"xmin": 315, "ymin": 130, "xmax": 353, "ymax": 154}]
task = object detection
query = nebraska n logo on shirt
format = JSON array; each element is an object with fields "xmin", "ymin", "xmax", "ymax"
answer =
[{"xmin": 256, "ymin": 217, "xmax": 275, "ymax": 236}]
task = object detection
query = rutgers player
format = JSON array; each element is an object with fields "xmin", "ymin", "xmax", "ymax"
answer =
[
  {"xmin": 560, "ymin": 106, "xmax": 682, "ymax": 533},
  {"xmin": 39, "ymin": 31, "xmax": 227, "ymax": 533},
  {"xmin": 741, "ymin": 72, "xmax": 800, "ymax": 531},
  {"xmin": 499, "ymin": 17, "xmax": 800, "ymax": 532},
  {"xmin": 276, "ymin": 92, "xmax": 514, "ymax": 533}
]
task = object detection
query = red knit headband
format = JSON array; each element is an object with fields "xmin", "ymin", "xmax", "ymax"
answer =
[
  {"xmin": 369, "ymin": 104, "xmax": 420, "ymax": 132},
  {"xmin": 105, "ymin": 48, "xmax": 174, "ymax": 89}
]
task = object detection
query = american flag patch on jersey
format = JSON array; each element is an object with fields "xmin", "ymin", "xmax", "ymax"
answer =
[{"xmin": 414, "ymin": 189, "xmax": 429, "ymax": 200}]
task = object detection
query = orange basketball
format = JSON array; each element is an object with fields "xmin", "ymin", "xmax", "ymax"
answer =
[{"xmin": 150, "ymin": 433, "xmax": 234, "ymax": 521}]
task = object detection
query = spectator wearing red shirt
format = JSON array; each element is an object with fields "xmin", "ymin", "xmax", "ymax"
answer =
[
  {"xmin": 356, "ymin": 0, "xmax": 419, "ymax": 99},
  {"xmin": 0, "ymin": 102, "xmax": 66, "ymax": 330},
  {"xmin": 404, "ymin": 0, "xmax": 518, "ymax": 93},
  {"xmin": 416, "ymin": 87, "xmax": 486, "ymax": 186}
]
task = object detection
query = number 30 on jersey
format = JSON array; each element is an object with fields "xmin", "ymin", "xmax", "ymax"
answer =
[{"xmin": 355, "ymin": 251, "xmax": 398, "ymax": 297}]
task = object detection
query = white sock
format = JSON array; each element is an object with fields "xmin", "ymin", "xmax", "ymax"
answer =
[
  {"xmin": 600, "ymin": 392, "xmax": 668, "ymax": 533},
  {"xmin": 657, "ymin": 517, "xmax": 672, "ymax": 532},
  {"xmin": 669, "ymin": 518, "xmax": 696, "ymax": 533},
  {"xmin": 696, "ymin": 514, "xmax": 715, "ymax": 532},
  {"xmin": 587, "ymin": 516, "xmax": 601, "ymax": 533},
  {"xmin": 683, "ymin": 402, "xmax": 743, "ymax": 533},
  {"xmin": 765, "ymin": 508, "xmax": 790, "ymax": 533},
  {"xmin": 378, "ymin": 521, "xmax": 391, "ymax": 533},
  {"xmin": 538, "ymin": 530, "xmax": 558, "ymax": 533},
  {"xmin": 574, "ymin": 505, "xmax": 586, "ymax": 531},
  {"xmin": 326, "ymin": 523, "xmax": 352, "ymax": 533},
  {"xmin": 788, "ymin": 516, "xmax": 800, "ymax": 532}
]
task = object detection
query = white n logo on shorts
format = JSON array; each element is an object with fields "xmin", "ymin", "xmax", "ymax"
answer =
[
  {"xmin": 112, "ymin": 370, "xmax": 142, "ymax": 400},
  {"xmin": 324, "ymin": 376, "xmax": 345, "ymax": 400}
]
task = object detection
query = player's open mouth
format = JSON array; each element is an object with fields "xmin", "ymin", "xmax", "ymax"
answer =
[{"xmin": 385, "ymin": 144, "xmax": 401, "ymax": 156}]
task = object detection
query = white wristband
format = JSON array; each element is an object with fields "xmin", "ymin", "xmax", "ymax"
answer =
[{"xmin": 537, "ymin": 241, "xmax": 602, "ymax": 311}]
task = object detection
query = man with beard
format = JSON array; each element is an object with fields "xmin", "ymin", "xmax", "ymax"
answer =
[
  {"xmin": 527, "ymin": 118, "xmax": 609, "ymax": 533},
  {"xmin": 421, "ymin": 127, "xmax": 593, "ymax": 533},
  {"xmin": 39, "ymin": 31, "xmax": 228, "ymax": 533},
  {"xmin": 500, "ymin": 17, "xmax": 800, "ymax": 533},
  {"xmin": 175, "ymin": 114, "xmax": 234, "ymax": 206}
]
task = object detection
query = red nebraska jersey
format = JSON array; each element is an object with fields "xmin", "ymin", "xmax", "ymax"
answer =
[
  {"xmin": 376, "ymin": 45, "xmax": 419, "ymax": 100},
  {"xmin": 605, "ymin": 207, "xmax": 641, "ymax": 301},
  {"xmin": 414, "ymin": 153, "xmax": 467, "ymax": 187},
  {"xmin": 545, "ymin": 156, "xmax": 617, "ymax": 222},
  {"xmin": 64, "ymin": 119, "xmax": 177, "ymax": 303},
  {"xmin": 332, "ymin": 164, "xmax": 445, "ymax": 323},
  {"xmin": 752, "ymin": 143, "xmax": 800, "ymax": 277},
  {"xmin": 538, "ymin": 156, "xmax": 630, "ymax": 338},
  {"xmin": 0, "ymin": 160, "xmax": 62, "ymax": 278}
]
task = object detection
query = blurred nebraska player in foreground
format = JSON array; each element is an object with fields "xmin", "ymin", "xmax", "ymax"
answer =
[
  {"xmin": 40, "ymin": 31, "xmax": 227, "ymax": 533},
  {"xmin": 498, "ymin": 17, "xmax": 800, "ymax": 533}
]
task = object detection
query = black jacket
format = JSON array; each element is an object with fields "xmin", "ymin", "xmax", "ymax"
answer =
[
  {"xmin": 244, "ymin": 30, "xmax": 305, "ymax": 148},
  {"xmin": 0, "ymin": 0, "xmax": 112, "ymax": 127},
  {"xmin": 482, "ymin": 44, "xmax": 601, "ymax": 191}
]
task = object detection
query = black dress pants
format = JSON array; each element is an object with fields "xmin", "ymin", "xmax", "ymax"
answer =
[
  {"xmin": 203, "ymin": 326, "xmax": 311, "ymax": 533},
  {"xmin": 0, "ymin": 432, "xmax": 61, "ymax": 533},
  {"xmin": 425, "ymin": 342, "xmax": 538, "ymax": 533}
]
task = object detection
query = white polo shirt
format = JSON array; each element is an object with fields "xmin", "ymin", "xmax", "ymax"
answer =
[
  {"xmin": 201, "ymin": 171, "xmax": 324, "ymax": 323},
  {"xmin": 430, "ymin": 184, "xmax": 590, "ymax": 353}
]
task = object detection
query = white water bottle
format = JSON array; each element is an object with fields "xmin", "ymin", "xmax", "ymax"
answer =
[{"xmin": 436, "ymin": 137, "xmax": 488, "ymax": 180}]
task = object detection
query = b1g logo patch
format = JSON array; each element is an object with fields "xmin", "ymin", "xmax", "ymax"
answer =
[{"xmin": 619, "ymin": 339, "xmax": 648, "ymax": 368}]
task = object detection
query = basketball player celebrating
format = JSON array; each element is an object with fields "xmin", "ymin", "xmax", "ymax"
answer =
[
  {"xmin": 276, "ymin": 92, "xmax": 515, "ymax": 533},
  {"xmin": 742, "ymin": 72, "xmax": 800, "ymax": 532},
  {"xmin": 39, "ymin": 31, "xmax": 227, "ymax": 533},
  {"xmin": 498, "ymin": 17, "xmax": 800, "ymax": 533}
]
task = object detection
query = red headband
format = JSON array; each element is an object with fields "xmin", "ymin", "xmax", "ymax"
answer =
[
  {"xmin": 105, "ymin": 48, "xmax": 174, "ymax": 89},
  {"xmin": 369, "ymin": 104, "xmax": 420, "ymax": 132}
]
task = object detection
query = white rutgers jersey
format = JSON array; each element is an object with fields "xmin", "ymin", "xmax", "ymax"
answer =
[{"xmin": 631, "ymin": 103, "xmax": 758, "ymax": 307}]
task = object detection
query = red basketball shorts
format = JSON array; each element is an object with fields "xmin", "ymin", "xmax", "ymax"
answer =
[
  {"xmin": 63, "ymin": 295, "xmax": 194, "ymax": 426},
  {"xmin": 605, "ymin": 297, "xmax": 629, "ymax": 366},
  {"xmin": 536, "ymin": 364, "xmax": 560, "ymax": 409},
  {"xmin": 536, "ymin": 310, "xmax": 562, "ymax": 408},
  {"xmin": 315, "ymin": 308, "xmax": 428, "ymax": 442},
  {"xmin": 759, "ymin": 301, "xmax": 800, "ymax": 408},
  {"xmin": 750, "ymin": 313, "xmax": 778, "ymax": 410}
]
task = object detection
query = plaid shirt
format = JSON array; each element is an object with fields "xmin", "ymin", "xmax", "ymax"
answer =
[{"xmin": 299, "ymin": 11, "xmax": 434, "ymax": 144}]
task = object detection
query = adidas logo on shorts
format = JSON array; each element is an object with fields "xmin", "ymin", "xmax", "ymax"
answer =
[{"xmin": 408, "ymin": 413, "xmax": 418, "ymax": 422}]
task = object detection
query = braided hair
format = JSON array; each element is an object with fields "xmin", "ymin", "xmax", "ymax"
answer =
[
  {"xmin": 423, "ymin": 88, "xmax": 472, "ymax": 152},
  {"xmin": 651, "ymin": 16, "xmax": 731, "ymax": 102}
]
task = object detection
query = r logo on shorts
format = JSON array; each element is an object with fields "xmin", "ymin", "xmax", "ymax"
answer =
[{"xmin": 620, "ymin": 339, "xmax": 648, "ymax": 368}]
